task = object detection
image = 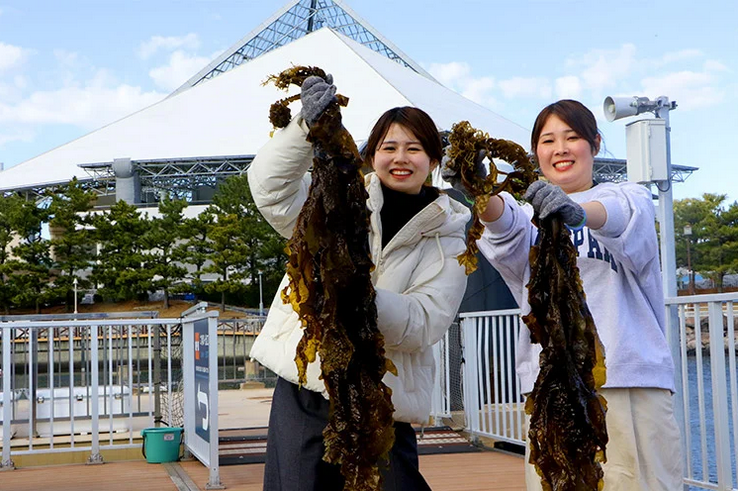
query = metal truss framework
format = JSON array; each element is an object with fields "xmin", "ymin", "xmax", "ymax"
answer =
[
  {"xmin": 593, "ymin": 158, "xmax": 697, "ymax": 184},
  {"xmin": 170, "ymin": 0, "xmax": 433, "ymax": 97},
  {"xmin": 6, "ymin": 156, "xmax": 696, "ymax": 203},
  {"xmin": 78, "ymin": 155, "xmax": 254, "ymax": 203}
]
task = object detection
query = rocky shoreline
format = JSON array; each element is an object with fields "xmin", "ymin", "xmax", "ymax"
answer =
[{"xmin": 684, "ymin": 316, "xmax": 738, "ymax": 355}]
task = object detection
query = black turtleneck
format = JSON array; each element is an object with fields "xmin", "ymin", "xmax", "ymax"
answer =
[{"xmin": 379, "ymin": 183, "xmax": 439, "ymax": 248}]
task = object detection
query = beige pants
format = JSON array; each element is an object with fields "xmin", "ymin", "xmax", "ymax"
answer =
[{"xmin": 524, "ymin": 388, "xmax": 683, "ymax": 491}]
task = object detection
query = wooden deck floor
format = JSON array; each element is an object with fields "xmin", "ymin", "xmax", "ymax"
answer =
[{"xmin": 0, "ymin": 450, "xmax": 525, "ymax": 491}]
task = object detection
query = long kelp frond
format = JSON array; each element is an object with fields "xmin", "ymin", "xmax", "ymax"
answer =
[
  {"xmin": 267, "ymin": 66, "xmax": 395, "ymax": 491},
  {"xmin": 523, "ymin": 216, "xmax": 608, "ymax": 491}
]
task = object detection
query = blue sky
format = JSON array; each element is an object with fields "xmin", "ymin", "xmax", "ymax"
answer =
[{"xmin": 0, "ymin": 0, "xmax": 736, "ymax": 202}]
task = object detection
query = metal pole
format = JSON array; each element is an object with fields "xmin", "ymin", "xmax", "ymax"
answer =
[
  {"xmin": 258, "ymin": 271, "xmax": 264, "ymax": 317},
  {"xmin": 30, "ymin": 329, "xmax": 38, "ymax": 439},
  {"xmin": 686, "ymin": 236, "xmax": 693, "ymax": 295},
  {"xmin": 73, "ymin": 278, "xmax": 78, "ymax": 315},
  {"xmin": 307, "ymin": 0, "xmax": 317, "ymax": 32},
  {"xmin": 2, "ymin": 326, "xmax": 16, "ymax": 470},
  {"xmin": 88, "ymin": 325, "xmax": 103, "ymax": 464},
  {"xmin": 684, "ymin": 223, "xmax": 694, "ymax": 295},
  {"xmin": 655, "ymin": 101, "xmax": 678, "ymax": 305},
  {"xmin": 653, "ymin": 100, "xmax": 688, "ymax": 490},
  {"xmin": 153, "ymin": 324, "xmax": 162, "ymax": 427}
]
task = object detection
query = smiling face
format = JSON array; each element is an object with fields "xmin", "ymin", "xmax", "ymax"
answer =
[
  {"xmin": 372, "ymin": 123, "xmax": 436, "ymax": 195},
  {"xmin": 535, "ymin": 114, "xmax": 600, "ymax": 194}
]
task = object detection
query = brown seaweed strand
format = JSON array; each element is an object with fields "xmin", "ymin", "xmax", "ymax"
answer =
[
  {"xmin": 263, "ymin": 65, "xmax": 328, "ymax": 90},
  {"xmin": 522, "ymin": 216, "xmax": 608, "ymax": 491},
  {"xmin": 270, "ymin": 66, "xmax": 396, "ymax": 491},
  {"xmin": 263, "ymin": 66, "xmax": 334, "ymax": 129},
  {"xmin": 446, "ymin": 121, "xmax": 537, "ymax": 274},
  {"xmin": 268, "ymin": 94, "xmax": 301, "ymax": 129}
]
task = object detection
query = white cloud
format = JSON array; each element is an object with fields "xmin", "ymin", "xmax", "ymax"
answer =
[
  {"xmin": 0, "ymin": 42, "xmax": 30, "ymax": 71},
  {"xmin": 138, "ymin": 34, "xmax": 200, "ymax": 59},
  {"xmin": 427, "ymin": 61, "xmax": 472, "ymax": 87},
  {"xmin": 498, "ymin": 77, "xmax": 551, "ymax": 99},
  {"xmin": 640, "ymin": 71, "xmax": 724, "ymax": 110},
  {"xmin": 657, "ymin": 49, "xmax": 703, "ymax": 66},
  {"xmin": 148, "ymin": 50, "xmax": 212, "ymax": 91},
  {"xmin": 0, "ymin": 72, "xmax": 165, "ymax": 129},
  {"xmin": 53, "ymin": 49, "xmax": 81, "ymax": 68},
  {"xmin": 426, "ymin": 61, "xmax": 498, "ymax": 106},
  {"xmin": 555, "ymin": 76, "xmax": 582, "ymax": 100},
  {"xmin": 704, "ymin": 59, "xmax": 728, "ymax": 72},
  {"xmin": 460, "ymin": 76, "xmax": 496, "ymax": 104},
  {"xmin": 0, "ymin": 128, "xmax": 33, "ymax": 148},
  {"xmin": 0, "ymin": 83, "xmax": 12, "ymax": 101},
  {"xmin": 559, "ymin": 44, "xmax": 731, "ymax": 113},
  {"xmin": 0, "ymin": 75, "xmax": 27, "ymax": 103},
  {"xmin": 567, "ymin": 44, "xmax": 637, "ymax": 93}
]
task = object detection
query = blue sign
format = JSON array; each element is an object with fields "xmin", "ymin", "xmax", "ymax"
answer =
[{"xmin": 194, "ymin": 318, "xmax": 210, "ymax": 442}]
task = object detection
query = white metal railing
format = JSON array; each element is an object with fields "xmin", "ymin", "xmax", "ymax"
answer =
[
  {"xmin": 459, "ymin": 291, "xmax": 738, "ymax": 491},
  {"xmin": 430, "ymin": 329, "xmax": 452, "ymax": 425},
  {"xmin": 216, "ymin": 317, "xmax": 267, "ymax": 385},
  {"xmin": 1, "ymin": 318, "xmax": 180, "ymax": 469},
  {"xmin": 667, "ymin": 292, "xmax": 738, "ymax": 491},
  {"xmin": 460, "ymin": 309, "xmax": 525, "ymax": 445}
]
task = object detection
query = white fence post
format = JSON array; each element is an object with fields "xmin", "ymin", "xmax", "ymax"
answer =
[
  {"xmin": 2, "ymin": 326, "xmax": 14, "ymax": 470},
  {"xmin": 88, "ymin": 325, "xmax": 103, "ymax": 464},
  {"xmin": 461, "ymin": 316, "xmax": 479, "ymax": 439},
  {"xmin": 708, "ymin": 302, "xmax": 732, "ymax": 490}
]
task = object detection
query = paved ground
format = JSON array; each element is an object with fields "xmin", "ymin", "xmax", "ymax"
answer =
[
  {"xmin": 217, "ymin": 386, "xmax": 273, "ymax": 429},
  {"xmin": 0, "ymin": 386, "xmax": 527, "ymax": 490}
]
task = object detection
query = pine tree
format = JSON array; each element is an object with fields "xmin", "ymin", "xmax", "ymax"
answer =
[
  {"xmin": 204, "ymin": 174, "xmax": 286, "ymax": 311},
  {"xmin": 203, "ymin": 210, "xmax": 250, "ymax": 311},
  {"xmin": 47, "ymin": 178, "xmax": 96, "ymax": 312},
  {"xmin": 175, "ymin": 208, "xmax": 215, "ymax": 298},
  {"xmin": 142, "ymin": 197, "xmax": 189, "ymax": 309},
  {"xmin": 0, "ymin": 194, "xmax": 24, "ymax": 314},
  {"xmin": 8, "ymin": 198, "xmax": 52, "ymax": 313},
  {"xmin": 675, "ymin": 194, "xmax": 738, "ymax": 292},
  {"xmin": 91, "ymin": 200, "xmax": 152, "ymax": 301}
]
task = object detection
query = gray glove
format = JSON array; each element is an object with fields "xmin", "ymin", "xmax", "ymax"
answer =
[
  {"xmin": 441, "ymin": 148, "xmax": 486, "ymax": 202},
  {"xmin": 300, "ymin": 74, "xmax": 336, "ymax": 125},
  {"xmin": 524, "ymin": 181, "xmax": 586, "ymax": 229}
]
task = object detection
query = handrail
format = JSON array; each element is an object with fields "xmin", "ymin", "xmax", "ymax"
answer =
[{"xmin": 457, "ymin": 293, "xmax": 738, "ymax": 490}]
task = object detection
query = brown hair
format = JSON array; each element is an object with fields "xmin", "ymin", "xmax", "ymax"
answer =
[
  {"xmin": 530, "ymin": 100, "xmax": 601, "ymax": 162},
  {"xmin": 362, "ymin": 106, "xmax": 443, "ymax": 170}
]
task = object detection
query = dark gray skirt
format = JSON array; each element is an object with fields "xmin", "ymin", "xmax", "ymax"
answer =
[{"xmin": 263, "ymin": 377, "xmax": 432, "ymax": 491}]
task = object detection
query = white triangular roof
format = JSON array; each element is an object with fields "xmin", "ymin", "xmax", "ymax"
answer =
[{"xmin": 0, "ymin": 28, "xmax": 530, "ymax": 192}]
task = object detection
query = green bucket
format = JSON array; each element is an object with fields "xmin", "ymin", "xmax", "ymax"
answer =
[{"xmin": 141, "ymin": 427, "xmax": 183, "ymax": 463}]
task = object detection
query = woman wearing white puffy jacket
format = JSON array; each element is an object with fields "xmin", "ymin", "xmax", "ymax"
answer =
[{"xmin": 247, "ymin": 75, "xmax": 470, "ymax": 491}]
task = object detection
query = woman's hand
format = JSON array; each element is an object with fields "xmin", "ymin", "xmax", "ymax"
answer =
[
  {"xmin": 524, "ymin": 181, "xmax": 586, "ymax": 230},
  {"xmin": 440, "ymin": 147, "xmax": 486, "ymax": 203},
  {"xmin": 300, "ymin": 74, "xmax": 336, "ymax": 125}
]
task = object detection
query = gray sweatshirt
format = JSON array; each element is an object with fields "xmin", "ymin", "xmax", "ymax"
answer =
[{"xmin": 477, "ymin": 182, "xmax": 676, "ymax": 394}]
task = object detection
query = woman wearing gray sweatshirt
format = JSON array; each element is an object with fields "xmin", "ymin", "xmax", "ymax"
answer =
[{"xmin": 469, "ymin": 100, "xmax": 682, "ymax": 491}]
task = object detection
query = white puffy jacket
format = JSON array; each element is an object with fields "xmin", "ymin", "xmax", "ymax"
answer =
[{"xmin": 247, "ymin": 115, "xmax": 470, "ymax": 424}]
